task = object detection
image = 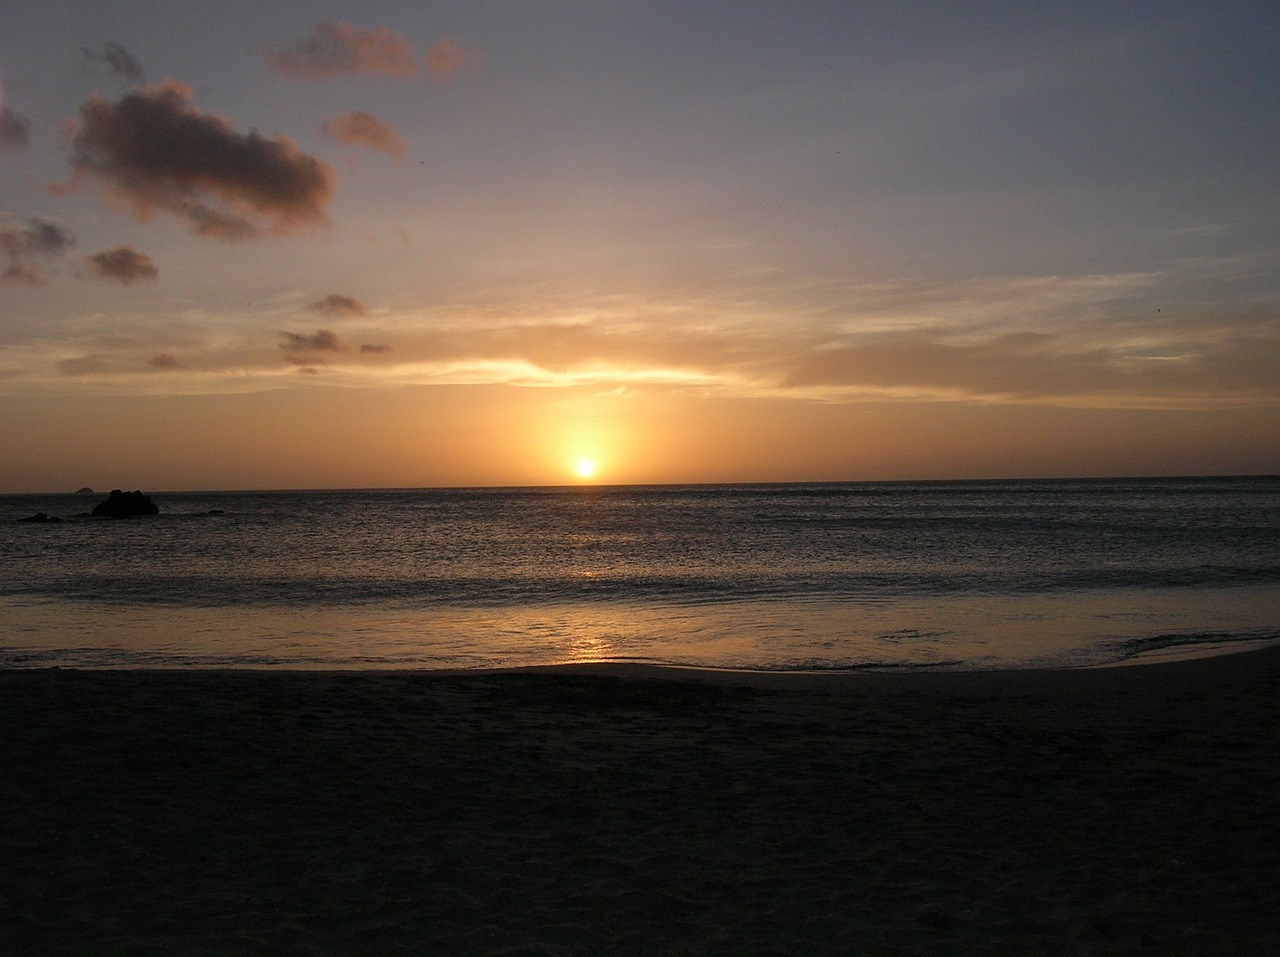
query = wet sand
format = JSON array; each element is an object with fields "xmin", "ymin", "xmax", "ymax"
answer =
[{"xmin": 3, "ymin": 648, "xmax": 1280, "ymax": 955}]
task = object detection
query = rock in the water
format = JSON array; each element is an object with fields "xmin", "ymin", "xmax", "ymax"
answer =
[
  {"xmin": 76, "ymin": 487, "xmax": 94, "ymax": 494},
  {"xmin": 19, "ymin": 512, "xmax": 63, "ymax": 523},
  {"xmin": 90, "ymin": 489, "xmax": 160, "ymax": 518}
]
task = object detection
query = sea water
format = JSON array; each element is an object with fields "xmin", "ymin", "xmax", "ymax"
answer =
[{"xmin": 2, "ymin": 478, "xmax": 1278, "ymax": 670}]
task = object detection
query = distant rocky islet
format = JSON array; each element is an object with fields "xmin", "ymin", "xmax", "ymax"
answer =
[
  {"xmin": 89, "ymin": 489, "xmax": 160, "ymax": 518},
  {"xmin": 17, "ymin": 489, "xmax": 160, "ymax": 523}
]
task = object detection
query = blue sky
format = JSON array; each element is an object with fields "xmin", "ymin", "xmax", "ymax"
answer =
[{"xmin": 2, "ymin": 1, "xmax": 1278, "ymax": 489}]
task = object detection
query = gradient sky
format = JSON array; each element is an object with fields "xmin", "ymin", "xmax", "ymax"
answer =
[{"xmin": 2, "ymin": 1, "xmax": 1278, "ymax": 491}]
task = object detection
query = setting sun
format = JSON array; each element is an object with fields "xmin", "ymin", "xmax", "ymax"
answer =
[{"xmin": 574, "ymin": 459, "xmax": 597, "ymax": 479}]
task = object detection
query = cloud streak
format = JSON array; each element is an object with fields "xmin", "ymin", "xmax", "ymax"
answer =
[
  {"xmin": 59, "ymin": 80, "xmax": 334, "ymax": 240},
  {"xmin": 5, "ymin": 270, "xmax": 1276, "ymax": 412},
  {"xmin": 282, "ymin": 278, "xmax": 1277, "ymax": 409},
  {"xmin": 426, "ymin": 39, "xmax": 481, "ymax": 83},
  {"xmin": 777, "ymin": 325, "xmax": 1280, "ymax": 408},
  {"xmin": 1, "ymin": 218, "xmax": 76, "ymax": 285},
  {"xmin": 266, "ymin": 22, "xmax": 418, "ymax": 80},
  {"xmin": 85, "ymin": 245, "xmax": 158, "ymax": 282},
  {"xmin": 323, "ymin": 111, "xmax": 405, "ymax": 159},
  {"xmin": 281, "ymin": 329, "xmax": 346, "ymax": 352}
]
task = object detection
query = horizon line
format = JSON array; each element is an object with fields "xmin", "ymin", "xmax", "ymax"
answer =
[{"xmin": 5, "ymin": 472, "xmax": 1278, "ymax": 497}]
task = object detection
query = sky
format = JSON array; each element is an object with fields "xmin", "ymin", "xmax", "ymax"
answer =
[{"xmin": 2, "ymin": 0, "xmax": 1278, "ymax": 491}]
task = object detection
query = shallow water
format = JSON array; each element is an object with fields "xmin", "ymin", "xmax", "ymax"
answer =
[{"xmin": 3, "ymin": 478, "xmax": 1278, "ymax": 670}]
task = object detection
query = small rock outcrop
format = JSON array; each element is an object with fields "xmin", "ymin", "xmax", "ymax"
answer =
[
  {"xmin": 19, "ymin": 512, "xmax": 63, "ymax": 523},
  {"xmin": 76, "ymin": 487, "xmax": 94, "ymax": 494},
  {"xmin": 90, "ymin": 489, "xmax": 160, "ymax": 518}
]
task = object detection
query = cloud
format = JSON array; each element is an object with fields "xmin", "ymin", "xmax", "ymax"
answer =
[
  {"xmin": 281, "ymin": 329, "xmax": 346, "ymax": 352},
  {"xmin": 323, "ymin": 111, "xmax": 406, "ymax": 159},
  {"xmin": 59, "ymin": 80, "xmax": 334, "ymax": 240},
  {"xmin": 0, "ymin": 105, "xmax": 31, "ymax": 150},
  {"xmin": 8, "ymin": 263, "xmax": 1273, "ymax": 413},
  {"xmin": 425, "ymin": 38, "xmax": 481, "ymax": 83},
  {"xmin": 266, "ymin": 22, "xmax": 418, "ymax": 80},
  {"xmin": 84, "ymin": 41, "xmax": 146, "ymax": 83},
  {"xmin": 247, "ymin": 272, "xmax": 1274, "ymax": 409},
  {"xmin": 1, "ymin": 217, "xmax": 76, "ymax": 285},
  {"xmin": 148, "ymin": 353, "xmax": 186, "ymax": 370},
  {"xmin": 84, "ymin": 245, "xmax": 158, "ymax": 282},
  {"xmin": 776, "ymin": 323, "xmax": 1280, "ymax": 407},
  {"xmin": 308, "ymin": 294, "xmax": 368, "ymax": 317}
]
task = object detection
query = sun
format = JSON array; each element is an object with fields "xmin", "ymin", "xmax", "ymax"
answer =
[{"xmin": 574, "ymin": 458, "xmax": 597, "ymax": 480}]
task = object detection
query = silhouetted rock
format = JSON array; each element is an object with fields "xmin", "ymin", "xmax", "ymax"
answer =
[
  {"xmin": 19, "ymin": 512, "xmax": 63, "ymax": 523},
  {"xmin": 76, "ymin": 487, "xmax": 94, "ymax": 494},
  {"xmin": 90, "ymin": 489, "xmax": 160, "ymax": 518}
]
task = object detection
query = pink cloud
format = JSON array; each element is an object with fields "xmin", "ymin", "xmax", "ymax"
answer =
[
  {"xmin": 267, "ymin": 22, "xmax": 418, "ymax": 80},
  {"xmin": 323, "ymin": 111, "xmax": 406, "ymax": 159},
  {"xmin": 425, "ymin": 38, "xmax": 481, "ymax": 83}
]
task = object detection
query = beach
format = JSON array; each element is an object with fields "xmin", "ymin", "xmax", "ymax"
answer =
[{"xmin": 3, "ymin": 649, "xmax": 1279, "ymax": 956}]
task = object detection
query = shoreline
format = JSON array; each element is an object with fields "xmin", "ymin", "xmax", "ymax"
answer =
[
  {"xmin": 5, "ymin": 624, "xmax": 1277, "ymax": 676},
  {"xmin": 4, "ymin": 645, "xmax": 1279, "ymax": 954},
  {"xmin": 12, "ymin": 632, "xmax": 1276, "ymax": 686},
  {"xmin": 503, "ymin": 636, "xmax": 1280, "ymax": 686}
]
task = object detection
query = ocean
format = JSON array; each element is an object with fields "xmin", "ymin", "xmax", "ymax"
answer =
[{"xmin": 3, "ymin": 477, "xmax": 1278, "ymax": 671}]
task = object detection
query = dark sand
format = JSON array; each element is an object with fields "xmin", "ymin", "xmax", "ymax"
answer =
[{"xmin": 3, "ymin": 648, "xmax": 1280, "ymax": 956}]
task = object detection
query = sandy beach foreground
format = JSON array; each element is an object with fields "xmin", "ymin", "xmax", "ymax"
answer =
[{"xmin": 3, "ymin": 651, "xmax": 1280, "ymax": 956}]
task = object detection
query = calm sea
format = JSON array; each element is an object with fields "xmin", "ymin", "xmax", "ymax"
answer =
[{"xmin": 3, "ymin": 478, "xmax": 1278, "ymax": 671}]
